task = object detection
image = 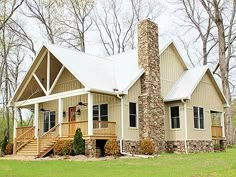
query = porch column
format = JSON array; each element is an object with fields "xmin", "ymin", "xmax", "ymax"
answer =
[
  {"xmin": 221, "ymin": 112, "xmax": 225, "ymax": 138},
  {"xmin": 13, "ymin": 107, "xmax": 17, "ymax": 155},
  {"xmin": 58, "ymin": 98, "xmax": 63, "ymax": 137},
  {"xmin": 34, "ymin": 103, "xmax": 39, "ymax": 138},
  {"xmin": 88, "ymin": 92, "xmax": 93, "ymax": 136}
]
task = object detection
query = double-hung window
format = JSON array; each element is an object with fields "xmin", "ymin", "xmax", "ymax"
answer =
[
  {"xmin": 193, "ymin": 107, "xmax": 204, "ymax": 129},
  {"xmin": 93, "ymin": 104, "xmax": 108, "ymax": 128},
  {"xmin": 129, "ymin": 102, "xmax": 137, "ymax": 128},
  {"xmin": 170, "ymin": 106, "xmax": 180, "ymax": 129},
  {"xmin": 44, "ymin": 111, "xmax": 56, "ymax": 132}
]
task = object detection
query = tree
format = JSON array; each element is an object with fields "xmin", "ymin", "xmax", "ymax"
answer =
[
  {"xmin": 57, "ymin": 0, "xmax": 94, "ymax": 52},
  {"xmin": 24, "ymin": 0, "xmax": 63, "ymax": 44},
  {"xmin": 0, "ymin": 0, "xmax": 25, "ymax": 31},
  {"xmin": 93, "ymin": 0, "xmax": 164, "ymax": 55},
  {"xmin": 73, "ymin": 128, "xmax": 85, "ymax": 155}
]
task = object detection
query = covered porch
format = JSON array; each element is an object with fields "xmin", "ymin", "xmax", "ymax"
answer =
[{"xmin": 13, "ymin": 90, "xmax": 118, "ymax": 156}]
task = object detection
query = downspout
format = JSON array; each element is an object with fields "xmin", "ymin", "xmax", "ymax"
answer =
[
  {"xmin": 116, "ymin": 94, "xmax": 132, "ymax": 156},
  {"xmin": 181, "ymin": 99, "xmax": 188, "ymax": 154}
]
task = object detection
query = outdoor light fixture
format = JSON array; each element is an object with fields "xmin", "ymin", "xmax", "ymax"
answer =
[
  {"xmin": 78, "ymin": 102, "xmax": 87, "ymax": 106},
  {"xmin": 63, "ymin": 111, "xmax": 66, "ymax": 117},
  {"xmin": 76, "ymin": 108, "xmax": 81, "ymax": 115}
]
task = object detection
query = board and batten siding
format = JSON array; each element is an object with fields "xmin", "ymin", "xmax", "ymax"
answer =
[
  {"xmin": 123, "ymin": 79, "xmax": 141, "ymax": 141},
  {"xmin": 186, "ymin": 72, "xmax": 225, "ymax": 140},
  {"xmin": 51, "ymin": 68, "xmax": 84, "ymax": 94},
  {"xmin": 160, "ymin": 45, "xmax": 186, "ymax": 97},
  {"xmin": 164, "ymin": 101, "xmax": 185, "ymax": 141}
]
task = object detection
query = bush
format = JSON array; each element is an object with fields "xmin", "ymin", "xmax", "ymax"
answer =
[
  {"xmin": 1, "ymin": 136, "xmax": 8, "ymax": 154},
  {"xmin": 54, "ymin": 140, "xmax": 73, "ymax": 156},
  {"xmin": 73, "ymin": 128, "xmax": 85, "ymax": 155},
  {"xmin": 140, "ymin": 139, "xmax": 155, "ymax": 155},
  {"xmin": 5, "ymin": 143, "xmax": 13, "ymax": 155},
  {"xmin": 104, "ymin": 139, "xmax": 119, "ymax": 156}
]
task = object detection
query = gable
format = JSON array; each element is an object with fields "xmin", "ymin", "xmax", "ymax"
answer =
[
  {"xmin": 12, "ymin": 46, "xmax": 85, "ymax": 102},
  {"xmin": 187, "ymin": 72, "xmax": 225, "ymax": 111},
  {"xmin": 160, "ymin": 44, "xmax": 187, "ymax": 97}
]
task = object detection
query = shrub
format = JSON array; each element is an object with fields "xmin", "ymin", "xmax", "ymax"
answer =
[
  {"xmin": 1, "ymin": 136, "xmax": 8, "ymax": 154},
  {"xmin": 5, "ymin": 143, "xmax": 13, "ymax": 155},
  {"xmin": 140, "ymin": 139, "xmax": 155, "ymax": 155},
  {"xmin": 73, "ymin": 128, "xmax": 85, "ymax": 155},
  {"xmin": 54, "ymin": 140, "xmax": 73, "ymax": 156},
  {"xmin": 104, "ymin": 139, "xmax": 119, "ymax": 156}
]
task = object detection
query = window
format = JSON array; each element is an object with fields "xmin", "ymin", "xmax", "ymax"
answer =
[
  {"xmin": 44, "ymin": 111, "xmax": 56, "ymax": 132},
  {"xmin": 193, "ymin": 107, "xmax": 204, "ymax": 129},
  {"xmin": 170, "ymin": 106, "xmax": 180, "ymax": 129},
  {"xmin": 93, "ymin": 104, "xmax": 108, "ymax": 128},
  {"xmin": 129, "ymin": 102, "xmax": 137, "ymax": 128}
]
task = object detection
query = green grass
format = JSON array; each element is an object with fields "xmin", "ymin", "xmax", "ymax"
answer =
[{"xmin": 1, "ymin": 147, "xmax": 236, "ymax": 177}]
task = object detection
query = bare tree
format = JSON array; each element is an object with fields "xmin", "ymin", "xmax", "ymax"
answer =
[
  {"xmin": 56, "ymin": 0, "xmax": 94, "ymax": 52},
  {"xmin": 24, "ymin": 0, "xmax": 63, "ymax": 44},
  {"xmin": 93, "ymin": 0, "xmax": 163, "ymax": 55},
  {"xmin": 0, "ymin": 0, "xmax": 25, "ymax": 31}
]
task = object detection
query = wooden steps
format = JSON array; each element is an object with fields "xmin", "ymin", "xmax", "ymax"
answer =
[{"xmin": 16, "ymin": 138, "xmax": 58, "ymax": 158}]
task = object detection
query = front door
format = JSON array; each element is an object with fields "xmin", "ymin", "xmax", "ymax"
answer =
[{"xmin": 69, "ymin": 107, "xmax": 76, "ymax": 136}]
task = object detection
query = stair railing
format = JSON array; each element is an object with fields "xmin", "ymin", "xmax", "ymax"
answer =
[
  {"xmin": 37, "ymin": 124, "xmax": 59, "ymax": 155},
  {"xmin": 15, "ymin": 126, "xmax": 35, "ymax": 153}
]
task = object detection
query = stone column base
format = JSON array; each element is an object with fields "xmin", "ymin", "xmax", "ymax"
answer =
[{"xmin": 85, "ymin": 139, "xmax": 96, "ymax": 157}]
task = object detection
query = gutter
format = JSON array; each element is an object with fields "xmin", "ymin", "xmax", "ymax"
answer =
[{"xmin": 181, "ymin": 99, "xmax": 188, "ymax": 154}]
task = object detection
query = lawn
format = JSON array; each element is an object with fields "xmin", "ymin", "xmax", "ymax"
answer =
[{"xmin": 0, "ymin": 147, "xmax": 236, "ymax": 177}]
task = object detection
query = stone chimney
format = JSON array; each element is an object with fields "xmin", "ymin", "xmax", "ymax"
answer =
[{"xmin": 138, "ymin": 19, "xmax": 165, "ymax": 152}]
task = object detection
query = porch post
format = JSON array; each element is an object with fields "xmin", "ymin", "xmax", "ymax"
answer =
[
  {"xmin": 13, "ymin": 107, "xmax": 17, "ymax": 155},
  {"xmin": 34, "ymin": 103, "xmax": 39, "ymax": 138},
  {"xmin": 88, "ymin": 92, "xmax": 93, "ymax": 136},
  {"xmin": 58, "ymin": 98, "xmax": 63, "ymax": 137},
  {"xmin": 221, "ymin": 112, "xmax": 225, "ymax": 138}
]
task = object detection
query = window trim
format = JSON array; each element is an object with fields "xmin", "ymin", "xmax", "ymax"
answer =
[
  {"xmin": 43, "ymin": 111, "xmax": 56, "ymax": 132},
  {"xmin": 93, "ymin": 103, "xmax": 109, "ymax": 122},
  {"xmin": 193, "ymin": 106, "xmax": 205, "ymax": 130},
  {"xmin": 169, "ymin": 106, "xmax": 181, "ymax": 129},
  {"xmin": 129, "ymin": 102, "xmax": 138, "ymax": 128}
]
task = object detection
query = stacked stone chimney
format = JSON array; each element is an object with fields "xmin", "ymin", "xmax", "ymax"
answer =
[{"xmin": 138, "ymin": 19, "xmax": 165, "ymax": 152}]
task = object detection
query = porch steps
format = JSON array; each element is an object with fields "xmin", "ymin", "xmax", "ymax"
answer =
[{"xmin": 16, "ymin": 138, "xmax": 58, "ymax": 158}]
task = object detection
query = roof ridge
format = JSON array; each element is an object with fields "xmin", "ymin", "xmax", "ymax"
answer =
[{"xmin": 45, "ymin": 43, "xmax": 113, "ymax": 62}]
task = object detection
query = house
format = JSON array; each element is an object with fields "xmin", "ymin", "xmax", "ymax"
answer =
[{"xmin": 10, "ymin": 20, "xmax": 228, "ymax": 157}]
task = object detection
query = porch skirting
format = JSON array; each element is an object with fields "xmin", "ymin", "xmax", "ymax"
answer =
[{"xmin": 166, "ymin": 140, "xmax": 214, "ymax": 153}]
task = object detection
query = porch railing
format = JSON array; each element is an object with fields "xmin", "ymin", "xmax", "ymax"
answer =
[
  {"xmin": 61, "ymin": 121, "xmax": 88, "ymax": 137},
  {"xmin": 93, "ymin": 121, "xmax": 116, "ymax": 136},
  {"xmin": 61, "ymin": 121, "xmax": 116, "ymax": 137},
  {"xmin": 15, "ymin": 126, "xmax": 35, "ymax": 153},
  {"xmin": 211, "ymin": 126, "xmax": 223, "ymax": 138}
]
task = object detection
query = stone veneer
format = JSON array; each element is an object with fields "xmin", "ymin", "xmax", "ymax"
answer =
[
  {"xmin": 166, "ymin": 140, "xmax": 214, "ymax": 153},
  {"xmin": 138, "ymin": 19, "xmax": 165, "ymax": 153},
  {"xmin": 123, "ymin": 140, "xmax": 140, "ymax": 154},
  {"xmin": 85, "ymin": 139, "xmax": 96, "ymax": 157}
]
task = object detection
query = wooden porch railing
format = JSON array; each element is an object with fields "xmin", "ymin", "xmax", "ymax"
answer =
[
  {"xmin": 61, "ymin": 121, "xmax": 88, "ymax": 137},
  {"xmin": 93, "ymin": 121, "xmax": 116, "ymax": 136},
  {"xmin": 15, "ymin": 126, "xmax": 35, "ymax": 153},
  {"xmin": 211, "ymin": 126, "xmax": 223, "ymax": 139},
  {"xmin": 38, "ymin": 124, "xmax": 60, "ymax": 155},
  {"xmin": 61, "ymin": 121, "xmax": 116, "ymax": 137}
]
